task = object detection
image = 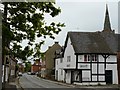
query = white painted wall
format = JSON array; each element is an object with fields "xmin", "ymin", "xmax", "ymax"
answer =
[
  {"xmin": 55, "ymin": 58, "xmax": 65, "ymax": 81},
  {"xmin": 82, "ymin": 70, "xmax": 91, "ymax": 81},
  {"xmin": 63, "ymin": 37, "xmax": 76, "ymax": 83},
  {"xmin": 55, "ymin": 37, "xmax": 76, "ymax": 83},
  {"xmin": 64, "ymin": 37, "xmax": 76, "ymax": 69}
]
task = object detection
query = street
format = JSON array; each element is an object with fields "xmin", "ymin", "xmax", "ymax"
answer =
[
  {"xmin": 19, "ymin": 73, "xmax": 119, "ymax": 90},
  {"xmin": 19, "ymin": 73, "xmax": 71, "ymax": 89}
]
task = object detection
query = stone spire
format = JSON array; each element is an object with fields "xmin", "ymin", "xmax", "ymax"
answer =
[{"xmin": 103, "ymin": 4, "xmax": 112, "ymax": 33}]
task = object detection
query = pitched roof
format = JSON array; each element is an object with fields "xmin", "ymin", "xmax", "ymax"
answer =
[
  {"xmin": 65, "ymin": 32, "xmax": 120, "ymax": 54},
  {"xmin": 63, "ymin": 5, "xmax": 120, "ymax": 54}
]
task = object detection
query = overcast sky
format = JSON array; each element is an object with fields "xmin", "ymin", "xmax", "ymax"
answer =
[{"xmin": 21, "ymin": 0, "xmax": 119, "ymax": 52}]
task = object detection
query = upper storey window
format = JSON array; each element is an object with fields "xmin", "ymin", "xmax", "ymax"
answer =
[
  {"xmin": 67, "ymin": 56, "xmax": 71, "ymax": 62},
  {"xmin": 84, "ymin": 54, "xmax": 98, "ymax": 62}
]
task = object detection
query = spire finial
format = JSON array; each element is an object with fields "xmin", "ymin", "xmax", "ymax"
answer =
[{"xmin": 103, "ymin": 4, "xmax": 112, "ymax": 33}]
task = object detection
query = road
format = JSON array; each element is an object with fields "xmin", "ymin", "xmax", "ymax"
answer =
[
  {"xmin": 19, "ymin": 73, "xmax": 71, "ymax": 89},
  {"xmin": 19, "ymin": 73, "xmax": 120, "ymax": 90}
]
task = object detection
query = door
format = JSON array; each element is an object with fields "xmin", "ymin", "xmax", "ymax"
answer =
[
  {"xmin": 71, "ymin": 71, "xmax": 74, "ymax": 84},
  {"xmin": 79, "ymin": 70, "xmax": 82, "ymax": 83},
  {"xmin": 71, "ymin": 70, "xmax": 82, "ymax": 83},
  {"xmin": 56, "ymin": 70, "xmax": 58, "ymax": 80},
  {"xmin": 105, "ymin": 70, "xmax": 112, "ymax": 84}
]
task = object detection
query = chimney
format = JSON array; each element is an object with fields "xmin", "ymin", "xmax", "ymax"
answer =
[
  {"xmin": 48, "ymin": 46, "xmax": 51, "ymax": 49},
  {"xmin": 55, "ymin": 42, "xmax": 59, "ymax": 44}
]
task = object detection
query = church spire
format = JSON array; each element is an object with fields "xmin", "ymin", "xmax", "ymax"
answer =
[{"xmin": 103, "ymin": 4, "xmax": 112, "ymax": 32}]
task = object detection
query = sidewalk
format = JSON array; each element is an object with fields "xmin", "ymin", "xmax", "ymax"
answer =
[
  {"xmin": 36, "ymin": 76, "xmax": 120, "ymax": 89},
  {"xmin": 3, "ymin": 77, "xmax": 22, "ymax": 90}
]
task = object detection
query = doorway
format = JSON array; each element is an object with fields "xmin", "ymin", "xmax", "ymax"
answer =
[
  {"xmin": 71, "ymin": 70, "xmax": 82, "ymax": 84},
  {"xmin": 105, "ymin": 70, "xmax": 112, "ymax": 84}
]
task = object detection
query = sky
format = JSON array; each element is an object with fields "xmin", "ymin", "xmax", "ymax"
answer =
[{"xmin": 21, "ymin": 0, "xmax": 119, "ymax": 53}]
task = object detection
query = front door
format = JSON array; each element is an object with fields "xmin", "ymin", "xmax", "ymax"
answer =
[
  {"xmin": 56, "ymin": 70, "xmax": 58, "ymax": 80},
  {"xmin": 71, "ymin": 71, "xmax": 74, "ymax": 84},
  {"xmin": 71, "ymin": 70, "xmax": 82, "ymax": 84},
  {"xmin": 105, "ymin": 70, "xmax": 112, "ymax": 84}
]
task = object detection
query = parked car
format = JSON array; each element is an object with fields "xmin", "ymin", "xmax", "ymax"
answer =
[
  {"xmin": 27, "ymin": 72, "xmax": 31, "ymax": 75},
  {"xmin": 31, "ymin": 72, "xmax": 35, "ymax": 75},
  {"xmin": 18, "ymin": 72, "xmax": 22, "ymax": 76}
]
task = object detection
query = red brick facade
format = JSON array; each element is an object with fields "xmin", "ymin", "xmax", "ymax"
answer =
[
  {"xmin": 31, "ymin": 65, "xmax": 41, "ymax": 73},
  {"xmin": 31, "ymin": 59, "xmax": 41, "ymax": 73}
]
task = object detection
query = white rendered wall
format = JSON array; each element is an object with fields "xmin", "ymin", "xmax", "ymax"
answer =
[
  {"xmin": 55, "ymin": 58, "xmax": 65, "ymax": 81},
  {"xmin": 63, "ymin": 37, "xmax": 76, "ymax": 83},
  {"xmin": 58, "ymin": 69, "xmax": 65, "ymax": 81},
  {"xmin": 64, "ymin": 37, "xmax": 76, "ymax": 69},
  {"xmin": 55, "ymin": 37, "xmax": 76, "ymax": 83},
  {"xmin": 82, "ymin": 70, "xmax": 91, "ymax": 81}
]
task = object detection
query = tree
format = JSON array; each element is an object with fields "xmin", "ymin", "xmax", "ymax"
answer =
[
  {"xmin": 2, "ymin": 2, "xmax": 65, "ymax": 60},
  {"xmin": 1, "ymin": 1, "xmax": 65, "ymax": 89},
  {"xmin": 25, "ymin": 61, "xmax": 31, "ymax": 72}
]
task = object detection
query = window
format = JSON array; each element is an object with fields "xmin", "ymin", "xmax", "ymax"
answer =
[
  {"xmin": 88, "ymin": 55, "xmax": 90, "ymax": 61},
  {"xmin": 84, "ymin": 55, "xmax": 87, "ymax": 61},
  {"xmin": 91, "ymin": 54, "xmax": 94, "ymax": 61},
  {"xmin": 61, "ymin": 69, "xmax": 63, "ymax": 75},
  {"xmin": 67, "ymin": 56, "xmax": 71, "ymax": 62},
  {"xmin": 95, "ymin": 55, "xmax": 98, "ymax": 61},
  {"xmin": 84, "ymin": 54, "xmax": 98, "ymax": 61}
]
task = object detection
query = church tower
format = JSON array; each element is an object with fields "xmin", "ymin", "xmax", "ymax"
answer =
[{"xmin": 102, "ymin": 4, "xmax": 114, "ymax": 33}]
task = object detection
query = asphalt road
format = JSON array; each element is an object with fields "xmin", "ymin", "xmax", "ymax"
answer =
[
  {"xmin": 19, "ymin": 73, "xmax": 120, "ymax": 90},
  {"xmin": 19, "ymin": 73, "xmax": 70, "ymax": 89}
]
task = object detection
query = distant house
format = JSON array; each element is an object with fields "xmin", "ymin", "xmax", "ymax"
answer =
[
  {"xmin": 40, "ymin": 58, "xmax": 46, "ymax": 78},
  {"xmin": 41, "ymin": 42, "xmax": 61, "ymax": 80},
  {"xmin": 2, "ymin": 55, "xmax": 17, "ymax": 83},
  {"xmin": 55, "ymin": 47, "xmax": 64, "ymax": 81},
  {"xmin": 18, "ymin": 63, "xmax": 24, "ymax": 73},
  {"xmin": 2, "ymin": 55, "xmax": 10, "ymax": 83},
  {"xmin": 55, "ymin": 5, "xmax": 120, "ymax": 85},
  {"xmin": 9, "ymin": 56, "xmax": 18, "ymax": 81},
  {"xmin": 31, "ymin": 59, "xmax": 41, "ymax": 73}
]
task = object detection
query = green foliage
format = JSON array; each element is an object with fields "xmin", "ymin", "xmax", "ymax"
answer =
[
  {"xmin": 2, "ymin": 2, "xmax": 65, "ymax": 60},
  {"xmin": 25, "ymin": 61, "xmax": 31, "ymax": 72}
]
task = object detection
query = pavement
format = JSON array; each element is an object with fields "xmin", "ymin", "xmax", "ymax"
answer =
[
  {"xmin": 42, "ymin": 78, "xmax": 120, "ymax": 88},
  {"xmin": 3, "ymin": 77, "xmax": 23, "ymax": 90},
  {"xmin": 35, "ymin": 76, "xmax": 120, "ymax": 89}
]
